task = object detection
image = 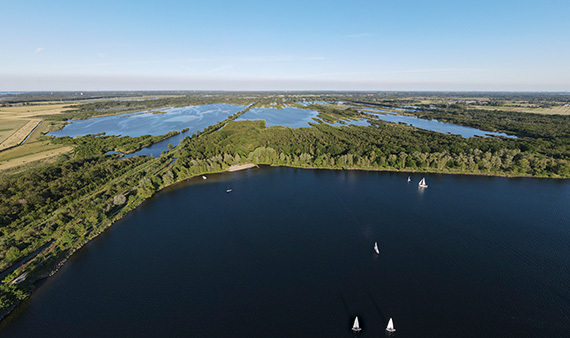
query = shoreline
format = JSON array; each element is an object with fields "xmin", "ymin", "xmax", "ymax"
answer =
[
  {"xmin": 226, "ymin": 163, "xmax": 258, "ymax": 172},
  {"xmin": 1, "ymin": 162, "xmax": 566, "ymax": 322}
]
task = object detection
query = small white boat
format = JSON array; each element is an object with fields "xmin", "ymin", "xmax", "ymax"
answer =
[
  {"xmin": 418, "ymin": 177, "xmax": 428, "ymax": 188},
  {"xmin": 374, "ymin": 242, "xmax": 380, "ymax": 254},
  {"xmin": 407, "ymin": 176, "xmax": 411, "ymax": 182},
  {"xmin": 351, "ymin": 316, "xmax": 362, "ymax": 333},
  {"xmin": 226, "ymin": 188, "xmax": 232, "ymax": 193},
  {"xmin": 202, "ymin": 176, "xmax": 207, "ymax": 180},
  {"xmin": 386, "ymin": 317, "xmax": 395, "ymax": 332}
]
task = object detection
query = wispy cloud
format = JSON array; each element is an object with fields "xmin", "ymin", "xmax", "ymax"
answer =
[
  {"xmin": 345, "ymin": 33, "xmax": 373, "ymax": 38},
  {"xmin": 384, "ymin": 68, "xmax": 480, "ymax": 74},
  {"xmin": 208, "ymin": 64, "xmax": 235, "ymax": 73},
  {"xmin": 176, "ymin": 64, "xmax": 196, "ymax": 72},
  {"xmin": 239, "ymin": 55, "xmax": 325, "ymax": 63},
  {"xmin": 34, "ymin": 47, "xmax": 45, "ymax": 53},
  {"xmin": 60, "ymin": 58, "xmax": 208, "ymax": 69}
]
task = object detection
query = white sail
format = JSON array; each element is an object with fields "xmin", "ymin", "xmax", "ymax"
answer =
[
  {"xmin": 407, "ymin": 176, "xmax": 411, "ymax": 182},
  {"xmin": 374, "ymin": 242, "xmax": 380, "ymax": 254},
  {"xmin": 418, "ymin": 177, "xmax": 428, "ymax": 188},
  {"xmin": 386, "ymin": 317, "xmax": 395, "ymax": 332},
  {"xmin": 352, "ymin": 316, "xmax": 362, "ymax": 332}
]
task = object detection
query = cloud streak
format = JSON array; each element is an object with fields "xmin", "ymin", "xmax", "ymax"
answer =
[{"xmin": 345, "ymin": 33, "xmax": 373, "ymax": 38}]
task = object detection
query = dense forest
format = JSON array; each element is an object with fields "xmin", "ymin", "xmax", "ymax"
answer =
[{"xmin": 1, "ymin": 92, "xmax": 570, "ymax": 318}]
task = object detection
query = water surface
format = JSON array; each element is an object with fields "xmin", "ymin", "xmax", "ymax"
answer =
[
  {"xmin": 50, "ymin": 104, "xmax": 246, "ymax": 157},
  {"xmin": 365, "ymin": 111, "xmax": 516, "ymax": 138},
  {"xmin": 49, "ymin": 104, "xmax": 246, "ymax": 138},
  {"xmin": 1, "ymin": 168, "xmax": 568, "ymax": 337},
  {"xmin": 235, "ymin": 106, "xmax": 318, "ymax": 128}
]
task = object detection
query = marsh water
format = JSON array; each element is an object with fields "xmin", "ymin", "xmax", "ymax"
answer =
[
  {"xmin": 50, "ymin": 104, "xmax": 247, "ymax": 157},
  {"xmin": 49, "ymin": 104, "xmax": 247, "ymax": 138},
  {"xmin": 1, "ymin": 167, "xmax": 569, "ymax": 337},
  {"xmin": 50, "ymin": 103, "xmax": 515, "ymax": 158},
  {"xmin": 363, "ymin": 111, "xmax": 516, "ymax": 139},
  {"xmin": 235, "ymin": 106, "xmax": 319, "ymax": 128}
]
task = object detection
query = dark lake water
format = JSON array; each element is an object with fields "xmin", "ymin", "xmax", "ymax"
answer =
[{"xmin": 2, "ymin": 168, "xmax": 569, "ymax": 337}]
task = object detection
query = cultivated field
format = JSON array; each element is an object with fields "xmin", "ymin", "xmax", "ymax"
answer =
[
  {"xmin": 0, "ymin": 103, "xmax": 76, "ymax": 169},
  {"xmin": 0, "ymin": 119, "xmax": 27, "ymax": 144},
  {"xmin": 0, "ymin": 141, "xmax": 73, "ymax": 171},
  {"xmin": 0, "ymin": 103, "xmax": 74, "ymax": 118},
  {"xmin": 0, "ymin": 119, "xmax": 42, "ymax": 151},
  {"xmin": 0, "ymin": 103, "xmax": 74, "ymax": 148},
  {"xmin": 469, "ymin": 104, "xmax": 570, "ymax": 115}
]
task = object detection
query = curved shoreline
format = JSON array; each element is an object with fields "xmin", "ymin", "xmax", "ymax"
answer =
[{"xmin": 1, "ymin": 162, "xmax": 567, "ymax": 322}]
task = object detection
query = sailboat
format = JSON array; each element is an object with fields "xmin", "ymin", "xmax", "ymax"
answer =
[
  {"xmin": 407, "ymin": 176, "xmax": 411, "ymax": 182},
  {"xmin": 202, "ymin": 176, "xmax": 207, "ymax": 180},
  {"xmin": 374, "ymin": 242, "xmax": 380, "ymax": 254},
  {"xmin": 351, "ymin": 316, "xmax": 362, "ymax": 333},
  {"xmin": 418, "ymin": 177, "xmax": 428, "ymax": 188},
  {"xmin": 386, "ymin": 318, "xmax": 396, "ymax": 332}
]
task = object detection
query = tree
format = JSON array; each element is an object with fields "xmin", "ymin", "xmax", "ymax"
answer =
[
  {"xmin": 6, "ymin": 246, "xmax": 21, "ymax": 263},
  {"xmin": 113, "ymin": 194, "xmax": 127, "ymax": 206}
]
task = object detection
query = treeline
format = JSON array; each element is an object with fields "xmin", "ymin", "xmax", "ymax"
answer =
[
  {"xmin": 0, "ymin": 156, "xmax": 150, "ymax": 265},
  {"xmin": 0, "ymin": 147, "xmax": 174, "ymax": 313},
  {"xmin": 170, "ymin": 119, "xmax": 570, "ymax": 178}
]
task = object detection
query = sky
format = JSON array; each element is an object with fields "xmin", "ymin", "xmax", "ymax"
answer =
[{"xmin": 1, "ymin": 0, "xmax": 569, "ymax": 91}]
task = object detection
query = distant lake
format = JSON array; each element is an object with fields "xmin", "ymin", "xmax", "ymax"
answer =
[
  {"xmin": 1, "ymin": 168, "xmax": 568, "ymax": 337},
  {"xmin": 49, "ymin": 104, "xmax": 246, "ymax": 138},
  {"xmin": 235, "ymin": 106, "xmax": 319, "ymax": 128},
  {"xmin": 49, "ymin": 104, "xmax": 246, "ymax": 157},
  {"xmin": 364, "ymin": 111, "xmax": 516, "ymax": 139},
  {"xmin": 49, "ymin": 103, "xmax": 515, "ymax": 159},
  {"xmin": 235, "ymin": 106, "xmax": 369, "ymax": 128}
]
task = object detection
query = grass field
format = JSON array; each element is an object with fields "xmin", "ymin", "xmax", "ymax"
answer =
[
  {"xmin": 0, "ymin": 119, "xmax": 28, "ymax": 144},
  {"xmin": 0, "ymin": 119, "xmax": 42, "ymax": 150},
  {"xmin": 0, "ymin": 141, "xmax": 73, "ymax": 171},
  {"xmin": 25, "ymin": 120, "xmax": 66, "ymax": 143},
  {"xmin": 390, "ymin": 98, "xmax": 570, "ymax": 115},
  {"xmin": 0, "ymin": 103, "xmax": 75, "ymax": 118},
  {"xmin": 468, "ymin": 104, "xmax": 570, "ymax": 115},
  {"xmin": 0, "ymin": 103, "xmax": 75, "ymax": 150}
]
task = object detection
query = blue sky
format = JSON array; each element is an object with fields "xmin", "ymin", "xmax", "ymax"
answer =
[{"xmin": 1, "ymin": 0, "xmax": 569, "ymax": 91}]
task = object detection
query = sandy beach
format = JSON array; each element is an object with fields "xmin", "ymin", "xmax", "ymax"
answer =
[{"xmin": 226, "ymin": 163, "xmax": 257, "ymax": 172}]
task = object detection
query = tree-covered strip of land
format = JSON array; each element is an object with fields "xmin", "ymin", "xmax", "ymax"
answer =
[
  {"xmin": 0, "ymin": 103, "xmax": 255, "ymax": 316},
  {"xmin": 170, "ymin": 119, "xmax": 569, "ymax": 178},
  {"xmin": 53, "ymin": 131, "xmax": 180, "ymax": 158}
]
